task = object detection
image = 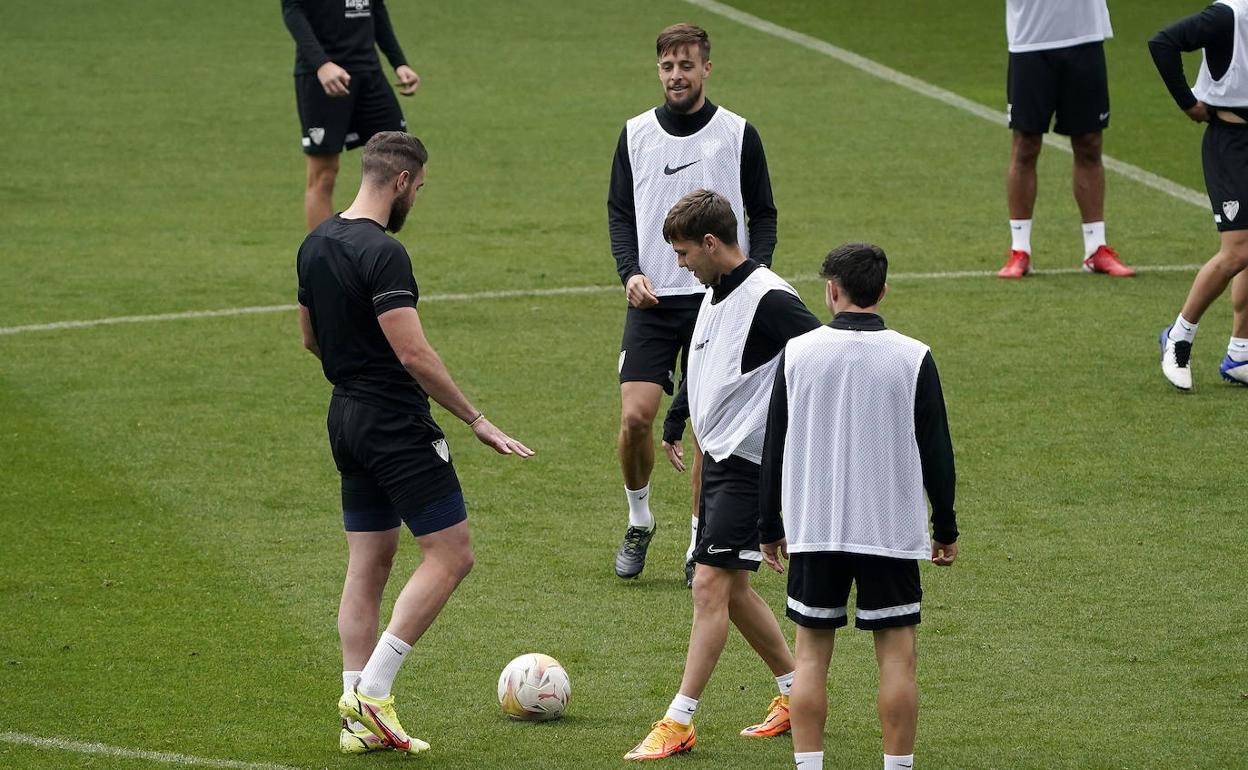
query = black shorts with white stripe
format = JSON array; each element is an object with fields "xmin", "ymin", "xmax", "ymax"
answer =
[
  {"xmin": 785, "ymin": 552, "xmax": 921, "ymax": 630},
  {"xmin": 691, "ymin": 452, "xmax": 764, "ymax": 572}
]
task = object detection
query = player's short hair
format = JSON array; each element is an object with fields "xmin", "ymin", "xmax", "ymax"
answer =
[
  {"xmin": 361, "ymin": 131, "xmax": 428, "ymax": 185},
  {"xmin": 656, "ymin": 23, "xmax": 710, "ymax": 62},
  {"xmin": 820, "ymin": 242, "xmax": 888, "ymax": 307},
  {"xmin": 663, "ymin": 189, "xmax": 738, "ymax": 246}
]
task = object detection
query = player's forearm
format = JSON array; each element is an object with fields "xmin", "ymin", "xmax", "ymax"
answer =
[{"xmin": 399, "ymin": 349, "xmax": 479, "ymax": 424}]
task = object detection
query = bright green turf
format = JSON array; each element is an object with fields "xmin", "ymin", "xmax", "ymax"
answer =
[{"xmin": 1, "ymin": 2, "xmax": 1245, "ymax": 769}]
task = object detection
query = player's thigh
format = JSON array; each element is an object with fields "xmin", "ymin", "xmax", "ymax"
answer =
[
  {"xmin": 692, "ymin": 454, "xmax": 764, "ymax": 572},
  {"xmin": 620, "ymin": 306, "xmax": 686, "ymax": 394},
  {"xmin": 1053, "ymin": 42, "xmax": 1109, "ymax": 137},
  {"xmin": 346, "ymin": 69, "xmax": 407, "ymax": 151},
  {"xmin": 619, "ymin": 380, "xmax": 663, "ymax": 426},
  {"xmin": 1204, "ymin": 120, "xmax": 1248, "ymax": 234},
  {"xmin": 295, "ymin": 73, "xmax": 356, "ymax": 155},
  {"xmin": 1007, "ymin": 49, "xmax": 1058, "ymax": 134},
  {"xmin": 785, "ymin": 552, "xmax": 852, "ymax": 631},
  {"xmin": 851, "ymin": 554, "xmax": 922, "ymax": 631}
]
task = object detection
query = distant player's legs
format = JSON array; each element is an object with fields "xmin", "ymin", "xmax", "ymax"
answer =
[
  {"xmin": 790, "ymin": 626, "xmax": 836, "ymax": 759},
  {"xmin": 1007, "ymin": 131, "xmax": 1043, "ymax": 222},
  {"xmin": 339, "ymin": 528, "xmax": 401, "ymax": 670},
  {"xmin": 1070, "ymin": 132, "xmax": 1104, "ymax": 223},
  {"xmin": 305, "ymin": 153, "xmax": 340, "ymax": 231},
  {"xmin": 874, "ymin": 625, "xmax": 919, "ymax": 758},
  {"xmin": 1178, "ymin": 230, "xmax": 1248, "ymax": 327},
  {"xmin": 1164, "ymin": 230, "xmax": 1248, "ymax": 388}
]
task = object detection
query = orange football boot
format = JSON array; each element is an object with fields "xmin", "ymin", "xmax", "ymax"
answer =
[
  {"xmin": 624, "ymin": 718, "xmax": 696, "ymax": 760},
  {"xmin": 740, "ymin": 694, "xmax": 791, "ymax": 737}
]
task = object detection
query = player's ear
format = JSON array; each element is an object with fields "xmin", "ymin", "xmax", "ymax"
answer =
[
  {"xmin": 395, "ymin": 169, "xmax": 411, "ymax": 193},
  {"xmin": 825, "ymin": 280, "xmax": 836, "ymax": 311}
]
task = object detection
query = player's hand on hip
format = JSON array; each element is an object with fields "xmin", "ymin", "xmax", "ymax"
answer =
[
  {"xmin": 760, "ymin": 539, "xmax": 787, "ymax": 573},
  {"xmin": 1185, "ymin": 101, "xmax": 1210, "ymax": 123},
  {"xmin": 662, "ymin": 439, "xmax": 685, "ymax": 472},
  {"xmin": 472, "ymin": 417, "xmax": 535, "ymax": 458},
  {"xmin": 931, "ymin": 540, "xmax": 957, "ymax": 566},
  {"xmin": 626, "ymin": 274, "xmax": 659, "ymax": 309},
  {"xmin": 394, "ymin": 65, "xmax": 420, "ymax": 96},
  {"xmin": 317, "ymin": 61, "xmax": 351, "ymax": 96}
]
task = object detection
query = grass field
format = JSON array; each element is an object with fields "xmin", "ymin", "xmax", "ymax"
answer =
[{"xmin": 2, "ymin": 2, "xmax": 1245, "ymax": 769}]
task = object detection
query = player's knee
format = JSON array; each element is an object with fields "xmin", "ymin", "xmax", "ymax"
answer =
[
  {"xmin": 1219, "ymin": 238, "xmax": 1248, "ymax": 268},
  {"xmin": 1011, "ymin": 133, "xmax": 1043, "ymax": 166},
  {"xmin": 619, "ymin": 408, "xmax": 654, "ymax": 439},
  {"xmin": 306, "ymin": 157, "xmax": 339, "ymax": 192},
  {"xmin": 690, "ymin": 569, "xmax": 729, "ymax": 611},
  {"xmin": 1071, "ymin": 134, "xmax": 1102, "ymax": 165}
]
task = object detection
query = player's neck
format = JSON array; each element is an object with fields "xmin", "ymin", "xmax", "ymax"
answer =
[{"xmin": 341, "ymin": 190, "xmax": 393, "ymax": 229}]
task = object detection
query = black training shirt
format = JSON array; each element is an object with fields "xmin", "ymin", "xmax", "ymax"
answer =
[
  {"xmin": 1149, "ymin": 4, "xmax": 1248, "ymax": 121},
  {"xmin": 297, "ymin": 216, "xmax": 436, "ymax": 424},
  {"xmin": 608, "ymin": 99, "xmax": 778, "ymax": 286},
  {"xmin": 282, "ymin": 0, "xmax": 408, "ymax": 76}
]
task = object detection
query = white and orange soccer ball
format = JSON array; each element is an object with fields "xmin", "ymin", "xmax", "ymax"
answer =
[{"xmin": 496, "ymin": 653, "xmax": 571, "ymax": 721}]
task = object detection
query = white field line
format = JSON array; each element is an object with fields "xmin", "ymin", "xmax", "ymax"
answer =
[
  {"xmin": 682, "ymin": 0, "xmax": 1210, "ymax": 210},
  {"xmin": 0, "ymin": 264, "xmax": 1200, "ymax": 338},
  {"xmin": 0, "ymin": 731, "xmax": 302, "ymax": 770}
]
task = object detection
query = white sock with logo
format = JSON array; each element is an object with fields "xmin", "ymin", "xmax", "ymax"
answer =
[
  {"xmin": 358, "ymin": 631, "xmax": 411, "ymax": 699},
  {"xmin": 1228, "ymin": 336, "xmax": 1248, "ymax": 361},
  {"xmin": 665, "ymin": 693, "xmax": 698, "ymax": 725},
  {"xmin": 884, "ymin": 753, "xmax": 914, "ymax": 770},
  {"xmin": 795, "ymin": 751, "xmax": 824, "ymax": 769},
  {"xmin": 1009, "ymin": 219, "xmax": 1032, "ymax": 254},
  {"xmin": 1169, "ymin": 314, "xmax": 1198, "ymax": 344},
  {"xmin": 342, "ymin": 671, "xmax": 367, "ymax": 731},
  {"xmin": 1082, "ymin": 221, "xmax": 1106, "ymax": 259},
  {"xmin": 626, "ymin": 485, "xmax": 654, "ymax": 529},
  {"xmin": 775, "ymin": 670, "xmax": 795, "ymax": 696},
  {"xmin": 686, "ymin": 515, "xmax": 698, "ymax": 560}
]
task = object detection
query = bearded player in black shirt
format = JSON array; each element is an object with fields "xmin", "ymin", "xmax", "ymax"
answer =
[
  {"xmin": 297, "ymin": 132, "xmax": 533, "ymax": 755},
  {"xmin": 282, "ymin": 0, "xmax": 420, "ymax": 231}
]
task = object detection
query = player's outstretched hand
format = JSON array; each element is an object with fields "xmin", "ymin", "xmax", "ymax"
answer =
[
  {"xmin": 471, "ymin": 417, "xmax": 535, "ymax": 458},
  {"xmin": 626, "ymin": 274, "xmax": 659, "ymax": 309},
  {"xmin": 317, "ymin": 61, "xmax": 351, "ymax": 97},
  {"xmin": 395, "ymin": 65, "xmax": 420, "ymax": 96},
  {"xmin": 662, "ymin": 439, "xmax": 685, "ymax": 472},
  {"xmin": 1185, "ymin": 101, "xmax": 1211, "ymax": 123},
  {"xmin": 760, "ymin": 539, "xmax": 787, "ymax": 573},
  {"xmin": 931, "ymin": 540, "xmax": 958, "ymax": 566}
]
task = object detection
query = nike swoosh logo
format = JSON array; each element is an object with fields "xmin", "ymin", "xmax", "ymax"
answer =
[
  {"xmin": 638, "ymin": 493, "xmax": 647, "ymax": 500},
  {"xmin": 706, "ymin": 546, "xmax": 731, "ymax": 554},
  {"xmin": 386, "ymin": 642, "xmax": 404, "ymax": 654},
  {"xmin": 664, "ymin": 160, "xmax": 700, "ymax": 175},
  {"xmin": 694, "ymin": 339, "xmax": 709, "ymax": 350}
]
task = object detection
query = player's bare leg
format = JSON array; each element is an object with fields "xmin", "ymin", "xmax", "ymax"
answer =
[
  {"xmin": 1180, "ymin": 230, "xmax": 1248, "ymax": 325},
  {"xmin": 728, "ymin": 576, "xmax": 796, "ymax": 677},
  {"xmin": 616, "ymin": 381, "xmax": 663, "ymax": 577},
  {"xmin": 790, "ymin": 626, "xmax": 836, "ymax": 755},
  {"xmin": 305, "ymin": 152, "xmax": 340, "ymax": 231},
  {"xmin": 874, "ymin": 625, "xmax": 919, "ymax": 757},
  {"xmin": 1000, "ymin": 131, "xmax": 1043, "ymax": 278},
  {"xmin": 677, "ymin": 564, "xmax": 736, "ymax": 699},
  {"xmin": 340, "ymin": 528, "xmax": 401, "ymax": 670},
  {"xmin": 1070, "ymin": 132, "xmax": 1105, "ymax": 223},
  {"xmin": 384, "ymin": 520, "xmax": 474, "ymax": 644},
  {"xmin": 1231, "ymin": 270, "xmax": 1248, "ymax": 338}
]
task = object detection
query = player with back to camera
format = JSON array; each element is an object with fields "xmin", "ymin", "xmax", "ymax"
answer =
[
  {"xmin": 608, "ymin": 23, "xmax": 778, "ymax": 586},
  {"xmin": 758, "ymin": 243, "xmax": 959, "ymax": 770},
  {"xmin": 282, "ymin": 0, "xmax": 421, "ymax": 231},
  {"xmin": 296, "ymin": 131, "xmax": 533, "ymax": 755},
  {"xmin": 998, "ymin": 0, "xmax": 1136, "ymax": 278},
  {"xmin": 624, "ymin": 190, "xmax": 819, "ymax": 761},
  {"xmin": 1150, "ymin": 1, "xmax": 1248, "ymax": 389}
]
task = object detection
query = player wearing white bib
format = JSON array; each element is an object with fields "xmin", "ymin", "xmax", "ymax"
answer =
[
  {"xmin": 608, "ymin": 24, "xmax": 778, "ymax": 585},
  {"xmin": 999, "ymin": 0, "xmax": 1136, "ymax": 279},
  {"xmin": 758, "ymin": 243, "xmax": 959, "ymax": 770},
  {"xmin": 1150, "ymin": 2, "xmax": 1248, "ymax": 389},
  {"xmin": 624, "ymin": 191, "xmax": 819, "ymax": 761}
]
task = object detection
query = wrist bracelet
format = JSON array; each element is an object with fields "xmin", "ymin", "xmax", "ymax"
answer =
[{"xmin": 468, "ymin": 412, "xmax": 485, "ymax": 427}]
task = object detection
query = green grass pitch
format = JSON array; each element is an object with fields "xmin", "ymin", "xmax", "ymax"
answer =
[{"xmin": 1, "ymin": 1, "xmax": 1245, "ymax": 768}]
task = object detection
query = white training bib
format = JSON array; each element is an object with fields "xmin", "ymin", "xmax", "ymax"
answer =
[
  {"xmin": 1194, "ymin": 0, "xmax": 1248, "ymax": 107},
  {"xmin": 1006, "ymin": 0, "xmax": 1112, "ymax": 53}
]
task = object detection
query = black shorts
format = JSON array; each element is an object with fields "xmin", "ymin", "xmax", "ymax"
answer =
[
  {"xmin": 618, "ymin": 298, "xmax": 700, "ymax": 394},
  {"xmin": 326, "ymin": 395, "xmax": 465, "ymax": 536},
  {"xmin": 785, "ymin": 552, "xmax": 921, "ymax": 631},
  {"xmin": 296, "ymin": 68, "xmax": 406, "ymax": 155},
  {"xmin": 1203, "ymin": 116, "xmax": 1248, "ymax": 232},
  {"xmin": 1007, "ymin": 41, "xmax": 1109, "ymax": 136},
  {"xmin": 691, "ymin": 453, "xmax": 763, "ymax": 572}
]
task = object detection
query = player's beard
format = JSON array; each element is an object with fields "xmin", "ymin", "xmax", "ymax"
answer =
[
  {"xmin": 387, "ymin": 195, "xmax": 412, "ymax": 233},
  {"xmin": 665, "ymin": 82, "xmax": 702, "ymax": 114}
]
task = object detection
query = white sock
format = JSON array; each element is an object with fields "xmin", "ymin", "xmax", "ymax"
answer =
[
  {"xmin": 665, "ymin": 693, "xmax": 698, "ymax": 725},
  {"xmin": 1169, "ymin": 314, "xmax": 1198, "ymax": 344},
  {"xmin": 1082, "ymin": 221, "xmax": 1106, "ymax": 259},
  {"xmin": 1009, "ymin": 219, "xmax": 1032, "ymax": 253},
  {"xmin": 1228, "ymin": 336, "xmax": 1248, "ymax": 361},
  {"xmin": 775, "ymin": 670, "xmax": 795, "ymax": 696},
  {"xmin": 358, "ymin": 631, "xmax": 411, "ymax": 699},
  {"xmin": 342, "ymin": 671, "xmax": 366, "ymax": 730},
  {"xmin": 795, "ymin": 751, "xmax": 824, "ymax": 769},
  {"xmin": 884, "ymin": 753, "xmax": 915, "ymax": 770},
  {"xmin": 626, "ymin": 485, "xmax": 654, "ymax": 529},
  {"xmin": 686, "ymin": 515, "xmax": 698, "ymax": 560}
]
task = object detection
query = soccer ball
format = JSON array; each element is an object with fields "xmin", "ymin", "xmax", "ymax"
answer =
[{"xmin": 497, "ymin": 653, "xmax": 571, "ymax": 721}]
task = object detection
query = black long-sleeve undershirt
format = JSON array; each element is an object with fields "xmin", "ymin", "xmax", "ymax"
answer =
[
  {"xmin": 758, "ymin": 313, "xmax": 958, "ymax": 547},
  {"xmin": 281, "ymin": 0, "xmax": 408, "ymax": 76},
  {"xmin": 1148, "ymin": 4, "xmax": 1240, "ymax": 116},
  {"xmin": 607, "ymin": 100, "xmax": 778, "ymax": 286}
]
